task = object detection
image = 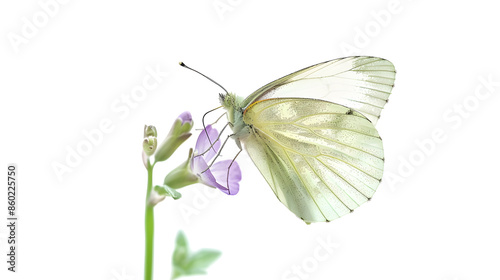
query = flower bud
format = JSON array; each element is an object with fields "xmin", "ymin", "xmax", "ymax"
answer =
[
  {"xmin": 144, "ymin": 125, "xmax": 157, "ymax": 138},
  {"xmin": 155, "ymin": 112, "xmax": 193, "ymax": 163},
  {"xmin": 163, "ymin": 148, "xmax": 199, "ymax": 189},
  {"xmin": 143, "ymin": 125, "xmax": 158, "ymax": 156},
  {"xmin": 143, "ymin": 136, "xmax": 157, "ymax": 156}
]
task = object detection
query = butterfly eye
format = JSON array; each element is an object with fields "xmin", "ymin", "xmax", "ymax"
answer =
[{"xmin": 219, "ymin": 93, "xmax": 226, "ymax": 104}]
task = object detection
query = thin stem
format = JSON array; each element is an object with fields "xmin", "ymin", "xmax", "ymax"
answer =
[{"xmin": 145, "ymin": 162, "xmax": 154, "ymax": 280}]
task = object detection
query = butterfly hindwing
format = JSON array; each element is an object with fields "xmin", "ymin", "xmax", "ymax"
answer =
[{"xmin": 242, "ymin": 98, "xmax": 384, "ymax": 223}]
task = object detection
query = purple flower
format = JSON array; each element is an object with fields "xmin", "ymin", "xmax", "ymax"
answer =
[{"xmin": 191, "ymin": 125, "xmax": 241, "ymax": 195}]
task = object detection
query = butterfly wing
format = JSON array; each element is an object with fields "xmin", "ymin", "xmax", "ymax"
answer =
[
  {"xmin": 242, "ymin": 56, "xmax": 395, "ymax": 125},
  {"xmin": 242, "ymin": 98, "xmax": 384, "ymax": 223}
]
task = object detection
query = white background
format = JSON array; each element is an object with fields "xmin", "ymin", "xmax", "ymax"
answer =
[{"xmin": 1, "ymin": 1, "xmax": 500, "ymax": 280}]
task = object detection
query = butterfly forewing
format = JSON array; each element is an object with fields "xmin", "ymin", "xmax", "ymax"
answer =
[
  {"xmin": 242, "ymin": 56, "xmax": 396, "ymax": 125},
  {"xmin": 242, "ymin": 98, "xmax": 384, "ymax": 223}
]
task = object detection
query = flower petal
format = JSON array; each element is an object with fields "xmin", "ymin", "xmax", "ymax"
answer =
[
  {"xmin": 194, "ymin": 125, "xmax": 221, "ymax": 161},
  {"xmin": 178, "ymin": 111, "xmax": 193, "ymax": 125},
  {"xmin": 191, "ymin": 156, "xmax": 229, "ymax": 193},
  {"xmin": 211, "ymin": 160, "xmax": 241, "ymax": 195}
]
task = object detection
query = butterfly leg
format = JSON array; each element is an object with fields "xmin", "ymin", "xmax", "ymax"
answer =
[
  {"xmin": 210, "ymin": 112, "xmax": 227, "ymax": 126},
  {"xmin": 201, "ymin": 106, "xmax": 223, "ymax": 154},
  {"xmin": 200, "ymin": 132, "xmax": 233, "ymax": 174},
  {"xmin": 226, "ymin": 147, "xmax": 242, "ymax": 195},
  {"xmin": 195, "ymin": 122, "xmax": 230, "ymax": 158},
  {"xmin": 195, "ymin": 112, "xmax": 227, "ymax": 130}
]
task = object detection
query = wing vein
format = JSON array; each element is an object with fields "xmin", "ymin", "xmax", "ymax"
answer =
[
  {"xmin": 253, "ymin": 126, "xmax": 383, "ymax": 177},
  {"xmin": 283, "ymin": 150, "xmax": 328, "ymax": 221},
  {"xmin": 318, "ymin": 154, "xmax": 382, "ymax": 180},
  {"xmin": 328, "ymin": 74, "xmax": 394, "ymax": 87},
  {"xmin": 344, "ymin": 98, "xmax": 385, "ymax": 110},
  {"xmin": 302, "ymin": 157, "xmax": 345, "ymax": 216},
  {"xmin": 316, "ymin": 157, "xmax": 371, "ymax": 198},
  {"xmin": 290, "ymin": 124, "xmax": 383, "ymax": 158}
]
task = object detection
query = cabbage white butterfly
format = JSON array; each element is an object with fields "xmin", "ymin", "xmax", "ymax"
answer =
[{"xmin": 182, "ymin": 56, "xmax": 396, "ymax": 223}]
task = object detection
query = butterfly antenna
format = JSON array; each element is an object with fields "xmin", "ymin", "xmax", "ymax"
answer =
[{"xmin": 179, "ymin": 62, "xmax": 229, "ymax": 94}]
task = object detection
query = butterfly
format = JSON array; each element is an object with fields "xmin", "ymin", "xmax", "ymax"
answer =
[{"xmin": 184, "ymin": 56, "xmax": 396, "ymax": 223}]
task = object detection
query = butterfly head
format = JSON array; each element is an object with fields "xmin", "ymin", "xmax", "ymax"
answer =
[
  {"xmin": 219, "ymin": 93, "xmax": 246, "ymax": 132},
  {"xmin": 218, "ymin": 93, "xmax": 227, "ymax": 105},
  {"xmin": 219, "ymin": 93, "xmax": 243, "ymax": 111}
]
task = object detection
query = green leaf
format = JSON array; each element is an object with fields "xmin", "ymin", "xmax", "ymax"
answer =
[
  {"xmin": 186, "ymin": 249, "xmax": 221, "ymax": 272},
  {"xmin": 171, "ymin": 231, "xmax": 221, "ymax": 279},
  {"xmin": 173, "ymin": 231, "xmax": 188, "ymax": 263},
  {"xmin": 171, "ymin": 231, "xmax": 189, "ymax": 279},
  {"xmin": 154, "ymin": 185, "xmax": 182, "ymax": 200}
]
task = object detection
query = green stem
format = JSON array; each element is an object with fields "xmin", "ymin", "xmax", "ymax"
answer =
[{"xmin": 145, "ymin": 163, "xmax": 154, "ymax": 280}]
